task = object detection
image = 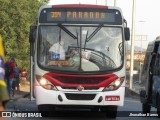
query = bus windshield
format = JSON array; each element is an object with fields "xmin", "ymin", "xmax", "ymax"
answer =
[{"xmin": 37, "ymin": 25, "xmax": 123, "ymax": 73}]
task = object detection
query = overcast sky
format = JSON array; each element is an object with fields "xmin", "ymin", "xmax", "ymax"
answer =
[{"xmin": 48, "ymin": 0, "xmax": 160, "ymax": 49}]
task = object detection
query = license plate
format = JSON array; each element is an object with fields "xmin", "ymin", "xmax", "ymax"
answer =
[{"xmin": 105, "ymin": 96, "xmax": 120, "ymax": 101}]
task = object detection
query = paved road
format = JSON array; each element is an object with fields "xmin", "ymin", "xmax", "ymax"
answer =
[{"xmin": 4, "ymin": 96, "xmax": 159, "ymax": 120}]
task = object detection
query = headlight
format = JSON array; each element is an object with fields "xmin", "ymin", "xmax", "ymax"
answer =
[
  {"xmin": 115, "ymin": 80, "xmax": 121, "ymax": 86},
  {"xmin": 103, "ymin": 77, "xmax": 125, "ymax": 91},
  {"xmin": 36, "ymin": 75, "xmax": 58, "ymax": 90},
  {"xmin": 39, "ymin": 78, "xmax": 47, "ymax": 85}
]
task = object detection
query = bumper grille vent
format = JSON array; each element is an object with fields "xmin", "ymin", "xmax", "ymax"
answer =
[{"xmin": 65, "ymin": 93, "xmax": 96, "ymax": 100}]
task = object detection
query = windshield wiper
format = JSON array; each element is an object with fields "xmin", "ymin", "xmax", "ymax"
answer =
[
  {"xmin": 86, "ymin": 24, "xmax": 103, "ymax": 42},
  {"xmin": 118, "ymin": 42, "xmax": 123, "ymax": 56},
  {"xmin": 58, "ymin": 24, "xmax": 77, "ymax": 39}
]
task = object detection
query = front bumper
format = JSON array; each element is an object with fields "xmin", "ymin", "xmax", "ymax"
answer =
[{"xmin": 35, "ymin": 86, "xmax": 125, "ymax": 106}]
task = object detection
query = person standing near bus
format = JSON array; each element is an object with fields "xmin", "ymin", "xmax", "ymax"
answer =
[
  {"xmin": 0, "ymin": 34, "xmax": 9, "ymax": 111},
  {"xmin": 5, "ymin": 58, "xmax": 16, "ymax": 97},
  {"xmin": 20, "ymin": 69, "xmax": 27, "ymax": 86},
  {"xmin": 14, "ymin": 64, "xmax": 20, "ymax": 92}
]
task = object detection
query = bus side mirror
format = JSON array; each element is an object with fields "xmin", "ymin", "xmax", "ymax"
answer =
[
  {"xmin": 29, "ymin": 25, "xmax": 37, "ymax": 43},
  {"xmin": 124, "ymin": 28, "xmax": 130, "ymax": 41}
]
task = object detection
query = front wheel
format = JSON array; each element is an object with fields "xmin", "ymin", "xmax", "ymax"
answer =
[
  {"xmin": 38, "ymin": 105, "xmax": 56, "ymax": 117},
  {"xmin": 142, "ymin": 103, "xmax": 151, "ymax": 114},
  {"xmin": 100, "ymin": 106, "xmax": 118, "ymax": 118}
]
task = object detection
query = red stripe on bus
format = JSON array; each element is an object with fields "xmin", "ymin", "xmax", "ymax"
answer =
[{"xmin": 43, "ymin": 73, "xmax": 118, "ymax": 88}]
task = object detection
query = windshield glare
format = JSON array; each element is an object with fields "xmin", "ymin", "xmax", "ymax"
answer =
[{"xmin": 38, "ymin": 25, "xmax": 123, "ymax": 72}]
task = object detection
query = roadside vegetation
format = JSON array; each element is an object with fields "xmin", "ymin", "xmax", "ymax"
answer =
[{"xmin": 0, "ymin": 0, "xmax": 49, "ymax": 71}]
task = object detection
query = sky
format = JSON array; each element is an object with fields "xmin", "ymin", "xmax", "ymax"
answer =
[{"xmin": 48, "ymin": 0, "xmax": 160, "ymax": 49}]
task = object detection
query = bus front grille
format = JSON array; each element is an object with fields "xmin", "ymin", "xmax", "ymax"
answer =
[
  {"xmin": 54, "ymin": 76, "xmax": 106, "ymax": 84},
  {"xmin": 65, "ymin": 93, "xmax": 96, "ymax": 100}
]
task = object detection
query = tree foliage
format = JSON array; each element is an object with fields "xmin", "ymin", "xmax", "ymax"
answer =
[{"xmin": 0, "ymin": 0, "xmax": 49, "ymax": 70}]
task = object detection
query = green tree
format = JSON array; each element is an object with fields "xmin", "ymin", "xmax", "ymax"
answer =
[{"xmin": 0, "ymin": 0, "xmax": 49, "ymax": 70}]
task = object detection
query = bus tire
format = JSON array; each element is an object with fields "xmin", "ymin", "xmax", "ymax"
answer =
[
  {"xmin": 142, "ymin": 103, "xmax": 151, "ymax": 114},
  {"xmin": 38, "ymin": 105, "xmax": 56, "ymax": 117},
  {"xmin": 100, "ymin": 106, "xmax": 117, "ymax": 118},
  {"xmin": 157, "ymin": 95, "xmax": 160, "ymax": 117},
  {"xmin": 91, "ymin": 107, "xmax": 99, "ymax": 112}
]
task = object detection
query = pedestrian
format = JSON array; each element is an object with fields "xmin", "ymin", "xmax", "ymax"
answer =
[
  {"xmin": 14, "ymin": 64, "xmax": 20, "ymax": 92},
  {"xmin": 5, "ymin": 58, "xmax": 16, "ymax": 97},
  {"xmin": 0, "ymin": 34, "xmax": 9, "ymax": 112},
  {"xmin": 20, "ymin": 69, "xmax": 27, "ymax": 86}
]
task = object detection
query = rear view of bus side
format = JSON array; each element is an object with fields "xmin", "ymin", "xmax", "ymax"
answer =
[{"xmin": 29, "ymin": 4, "xmax": 130, "ymax": 118}]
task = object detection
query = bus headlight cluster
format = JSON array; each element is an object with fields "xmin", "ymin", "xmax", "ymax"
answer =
[
  {"xmin": 103, "ymin": 77, "xmax": 125, "ymax": 91},
  {"xmin": 36, "ymin": 75, "xmax": 58, "ymax": 90}
]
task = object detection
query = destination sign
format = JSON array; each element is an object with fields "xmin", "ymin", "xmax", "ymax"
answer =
[
  {"xmin": 48, "ymin": 60, "xmax": 71, "ymax": 66},
  {"xmin": 39, "ymin": 8, "xmax": 122, "ymax": 24}
]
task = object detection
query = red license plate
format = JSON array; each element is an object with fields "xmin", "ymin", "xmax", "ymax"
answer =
[{"xmin": 105, "ymin": 96, "xmax": 120, "ymax": 101}]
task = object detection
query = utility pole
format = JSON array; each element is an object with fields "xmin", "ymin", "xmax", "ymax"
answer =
[
  {"xmin": 130, "ymin": 0, "xmax": 136, "ymax": 89},
  {"xmin": 114, "ymin": 0, "xmax": 117, "ymax": 6},
  {"xmin": 105, "ymin": 0, "xmax": 107, "ymax": 5}
]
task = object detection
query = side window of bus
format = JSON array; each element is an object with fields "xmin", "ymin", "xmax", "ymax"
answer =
[
  {"xmin": 157, "ymin": 55, "xmax": 160, "ymax": 76},
  {"xmin": 158, "ymin": 46, "xmax": 160, "ymax": 76},
  {"xmin": 142, "ymin": 44, "xmax": 154, "ymax": 74},
  {"xmin": 154, "ymin": 46, "xmax": 160, "ymax": 76}
]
